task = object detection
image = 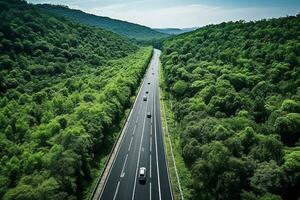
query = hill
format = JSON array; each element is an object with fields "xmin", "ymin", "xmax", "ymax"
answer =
[
  {"xmin": 0, "ymin": 0, "xmax": 153, "ymax": 199},
  {"xmin": 161, "ymin": 16, "xmax": 300, "ymax": 200},
  {"xmin": 154, "ymin": 28, "xmax": 196, "ymax": 35},
  {"xmin": 36, "ymin": 4, "xmax": 169, "ymax": 41}
]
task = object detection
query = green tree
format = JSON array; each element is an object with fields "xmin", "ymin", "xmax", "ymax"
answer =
[
  {"xmin": 275, "ymin": 113, "xmax": 300, "ymax": 146},
  {"xmin": 172, "ymin": 80, "xmax": 188, "ymax": 96},
  {"xmin": 280, "ymin": 99, "xmax": 300, "ymax": 113},
  {"xmin": 250, "ymin": 161, "xmax": 284, "ymax": 194}
]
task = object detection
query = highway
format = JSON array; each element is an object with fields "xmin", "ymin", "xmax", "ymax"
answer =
[{"xmin": 97, "ymin": 49, "xmax": 173, "ymax": 200}]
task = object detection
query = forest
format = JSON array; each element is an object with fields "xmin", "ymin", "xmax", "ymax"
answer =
[
  {"xmin": 36, "ymin": 4, "xmax": 169, "ymax": 42},
  {"xmin": 161, "ymin": 15, "xmax": 300, "ymax": 200},
  {"xmin": 0, "ymin": 0, "xmax": 153, "ymax": 199}
]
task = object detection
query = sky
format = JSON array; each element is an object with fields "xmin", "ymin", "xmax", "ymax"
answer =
[{"xmin": 27, "ymin": 0, "xmax": 300, "ymax": 28}]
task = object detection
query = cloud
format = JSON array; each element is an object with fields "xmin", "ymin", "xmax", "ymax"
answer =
[
  {"xmin": 88, "ymin": 3, "xmax": 128, "ymax": 13},
  {"xmin": 83, "ymin": 3, "xmax": 299, "ymax": 28}
]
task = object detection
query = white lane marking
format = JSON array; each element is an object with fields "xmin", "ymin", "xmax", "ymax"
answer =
[
  {"xmin": 156, "ymin": 50, "xmax": 174, "ymax": 200},
  {"xmin": 131, "ymin": 99, "xmax": 149, "ymax": 200},
  {"xmin": 132, "ymin": 123, "xmax": 137, "ymax": 136},
  {"xmin": 150, "ymin": 182, "xmax": 152, "ymax": 200},
  {"xmin": 162, "ymin": 97, "xmax": 183, "ymax": 200},
  {"xmin": 128, "ymin": 137, "xmax": 134, "ymax": 151},
  {"xmin": 120, "ymin": 173, "xmax": 125, "ymax": 178},
  {"xmin": 113, "ymin": 181, "xmax": 120, "ymax": 200},
  {"xmin": 142, "ymin": 147, "xmax": 144, "ymax": 152},
  {"xmin": 136, "ymin": 104, "xmax": 141, "ymax": 124},
  {"xmin": 120, "ymin": 172, "xmax": 125, "ymax": 178},
  {"xmin": 153, "ymin": 56, "xmax": 162, "ymax": 200},
  {"xmin": 120, "ymin": 154, "xmax": 128, "ymax": 178},
  {"xmin": 151, "ymin": 107, "xmax": 153, "ymax": 125},
  {"xmin": 150, "ymin": 153, "xmax": 152, "ymax": 178},
  {"xmin": 150, "ymin": 136, "xmax": 152, "ymax": 153}
]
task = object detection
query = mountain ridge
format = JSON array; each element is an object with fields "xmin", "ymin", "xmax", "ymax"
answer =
[
  {"xmin": 154, "ymin": 27, "xmax": 197, "ymax": 35},
  {"xmin": 36, "ymin": 4, "xmax": 169, "ymax": 41}
]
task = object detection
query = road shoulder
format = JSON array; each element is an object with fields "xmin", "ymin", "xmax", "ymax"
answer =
[{"xmin": 159, "ymin": 62, "xmax": 192, "ymax": 200}]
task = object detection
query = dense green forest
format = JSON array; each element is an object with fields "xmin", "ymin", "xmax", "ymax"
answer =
[
  {"xmin": 36, "ymin": 4, "xmax": 169, "ymax": 42},
  {"xmin": 161, "ymin": 15, "xmax": 300, "ymax": 200},
  {"xmin": 0, "ymin": 0, "xmax": 152, "ymax": 199}
]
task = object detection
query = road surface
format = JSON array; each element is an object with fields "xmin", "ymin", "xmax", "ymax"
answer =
[{"xmin": 97, "ymin": 49, "xmax": 173, "ymax": 200}]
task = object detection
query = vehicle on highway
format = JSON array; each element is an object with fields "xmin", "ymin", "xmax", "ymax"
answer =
[
  {"xmin": 143, "ymin": 95, "xmax": 147, "ymax": 101},
  {"xmin": 152, "ymin": 72, "xmax": 154, "ymax": 75},
  {"xmin": 146, "ymin": 91, "xmax": 149, "ymax": 94},
  {"xmin": 148, "ymin": 82, "xmax": 150, "ymax": 85},
  {"xmin": 138, "ymin": 167, "xmax": 146, "ymax": 183},
  {"xmin": 147, "ymin": 112, "xmax": 151, "ymax": 118}
]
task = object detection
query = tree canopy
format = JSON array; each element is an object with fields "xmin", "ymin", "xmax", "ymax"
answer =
[
  {"xmin": 0, "ymin": 0, "xmax": 153, "ymax": 199},
  {"xmin": 161, "ymin": 15, "xmax": 300, "ymax": 200}
]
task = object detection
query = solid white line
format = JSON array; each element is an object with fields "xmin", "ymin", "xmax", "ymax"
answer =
[
  {"xmin": 128, "ymin": 136, "xmax": 134, "ymax": 151},
  {"xmin": 150, "ymin": 182, "xmax": 152, "ymax": 200},
  {"xmin": 157, "ymin": 51, "xmax": 174, "ymax": 200},
  {"xmin": 150, "ymin": 136, "xmax": 152, "ymax": 153},
  {"xmin": 113, "ymin": 181, "xmax": 120, "ymax": 200},
  {"xmin": 150, "ymin": 153, "xmax": 152, "ymax": 178},
  {"xmin": 162, "ymin": 100, "xmax": 184, "ymax": 199},
  {"xmin": 153, "ymin": 51, "xmax": 162, "ymax": 200},
  {"xmin": 131, "ymin": 100, "xmax": 149, "ymax": 200},
  {"xmin": 120, "ymin": 154, "xmax": 128, "ymax": 178}
]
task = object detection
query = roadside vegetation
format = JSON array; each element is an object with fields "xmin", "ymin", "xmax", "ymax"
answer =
[
  {"xmin": 160, "ymin": 66, "xmax": 193, "ymax": 200},
  {"xmin": 0, "ymin": 0, "xmax": 153, "ymax": 199},
  {"xmin": 161, "ymin": 15, "xmax": 300, "ymax": 200}
]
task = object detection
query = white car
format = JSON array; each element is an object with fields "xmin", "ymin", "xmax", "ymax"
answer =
[
  {"xmin": 147, "ymin": 112, "xmax": 151, "ymax": 118},
  {"xmin": 143, "ymin": 95, "xmax": 147, "ymax": 101},
  {"xmin": 138, "ymin": 167, "xmax": 146, "ymax": 183}
]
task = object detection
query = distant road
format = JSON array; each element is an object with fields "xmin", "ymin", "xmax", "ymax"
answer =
[{"xmin": 95, "ymin": 49, "xmax": 173, "ymax": 200}]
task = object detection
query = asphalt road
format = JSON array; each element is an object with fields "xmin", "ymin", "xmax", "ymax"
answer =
[{"xmin": 99, "ymin": 49, "xmax": 173, "ymax": 200}]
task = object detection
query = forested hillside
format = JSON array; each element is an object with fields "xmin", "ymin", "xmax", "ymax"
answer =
[
  {"xmin": 0, "ymin": 0, "xmax": 153, "ymax": 199},
  {"xmin": 154, "ymin": 28, "xmax": 196, "ymax": 35},
  {"xmin": 36, "ymin": 4, "xmax": 169, "ymax": 41},
  {"xmin": 161, "ymin": 15, "xmax": 300, "ymax": 200}
]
